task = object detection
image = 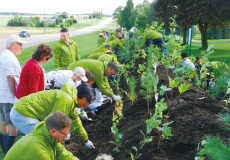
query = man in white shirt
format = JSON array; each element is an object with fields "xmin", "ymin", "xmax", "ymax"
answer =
[
  {"xmin": 180, "ymin": 52, "xmax": 195, "ymax": 68},
  {"xmin": 0, "ymin": 34, "xmax": 27, "ymax": 154},
  {"xmin": 129, "ymin": 26, "xmax": 138, "ymax": 39}
]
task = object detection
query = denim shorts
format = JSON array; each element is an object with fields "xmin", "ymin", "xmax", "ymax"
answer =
[
  {"xmin": 0, "ymin": 103, "xmax": 14, "ymax": 125},
  {"xmin": 10, "ymin": 107, "xmax": 39, "ymax": 135}
]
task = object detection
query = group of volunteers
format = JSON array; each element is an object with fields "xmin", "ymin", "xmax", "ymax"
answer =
[{"xmin": 0, "ymin": 25, "xmax": 164, "ymax": 159}]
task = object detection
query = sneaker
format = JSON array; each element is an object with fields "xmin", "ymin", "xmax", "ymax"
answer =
[{"xmin": 89, "ymin": 108, "xmax": 98, "ymax": 116}]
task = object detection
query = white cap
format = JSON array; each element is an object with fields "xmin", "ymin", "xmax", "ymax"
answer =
[
  {"xmin": 6, "ymin": 34, "xmax": 27, "ymax": 48},
  {"xmin": 74, "ymin": 67, "xmax": 88, "ymax": 82},
  {"xmin": 99, "ymin": 33, "xmax": 103, "ymax": 36}
]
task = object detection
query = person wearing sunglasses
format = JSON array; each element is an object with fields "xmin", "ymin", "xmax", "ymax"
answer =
[
  {"xmin": 15, "ymin": 43, "xmax": 53, "ymax": 99},
  {"xmin": 5, "ymin": 112, "xmax": 80, "ymax": 160}
]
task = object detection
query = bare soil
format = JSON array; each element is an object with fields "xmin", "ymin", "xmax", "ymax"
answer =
[{"xmin": 66, "ymin": 64, "xmax": 230, "ymax": 160}]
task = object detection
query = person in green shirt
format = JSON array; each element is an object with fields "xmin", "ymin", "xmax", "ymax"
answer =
[
  {"xmin": 67, "ymin": 60, "xmax": 121, "ymax": 101},
  {"xmin": 98, "ymin": 33, "xmax": 106, "ymax": 47},
  {"xmin": 107, "ymin": 28, "xmax": 121, "ymax": 42},
  {"xmin": 10, "ymin": 83, "xmax": 95, "ymax": 150},
  {"xmin": 53, "ymin": 28, "xmax": 81, "ymax": 70},
  {"xmin": 5, "ymin": 112, "xmax": 79, "ymax": 160},
  {"xmin": 141, "ymin": 30, "xmax": 163, "ymax": 53}
]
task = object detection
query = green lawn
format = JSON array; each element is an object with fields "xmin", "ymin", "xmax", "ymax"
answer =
[
  {"xmin": 183, "ymin": 39, "xmax": 230, "ymax": 65},
  {"xmin": 17, "ymin": 31, "xmax": 100, "ymax": 72},
  {"xmin": 0, "ymin": 15, "xmax": 105, "ymax": 38},
  {"xmin": 0, "ymin": 19, "xmax": 118, "ymax": 159}
]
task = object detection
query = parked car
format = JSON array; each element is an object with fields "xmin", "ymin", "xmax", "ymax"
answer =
[{"xmin": 19, "ymin": 31, "xmax": 30, "ymax": 38}]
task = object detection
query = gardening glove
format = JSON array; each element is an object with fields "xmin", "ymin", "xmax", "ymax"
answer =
[
  {"xmin": 85, "ymin": 140, "xmax": 95, "ymax": 150},
  {"xmin": 113, "ymin": 95, "xmax": 122, "ymax": 101},
  {"xmin": 80, "ymin": 111, "xmax": 92, "ymax": 121},
  {"xmin": 45, "ymin": 82, "xmax": 52, "ymax": 89},
  {"xmin": 64, "ymin": 134, "xmax": 71, "ymax": 141}
]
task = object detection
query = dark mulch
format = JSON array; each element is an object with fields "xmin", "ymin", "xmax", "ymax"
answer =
[{"xmin": 66, "ymin": 64, "xmax": 230, "ymax": 160}]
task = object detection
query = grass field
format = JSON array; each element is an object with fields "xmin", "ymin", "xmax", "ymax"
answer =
[
  {"xmin": 182, "ymin": 33, "xmax": 230, "ymax": 65},
  {"xmin": 0, "ymin": 15, "xmax": 105, "ymax": 38},
  {"xmin": 0, "ymin": 19, "xmax": 118, "ymax": 159}
]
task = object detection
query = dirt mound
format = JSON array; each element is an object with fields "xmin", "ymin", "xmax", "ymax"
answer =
[{"xmin": 66, "ymin": 65, "xmax": 230, "ymax": 160}]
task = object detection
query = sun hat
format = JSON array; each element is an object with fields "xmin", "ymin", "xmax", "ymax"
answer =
[{"xmin": 74, "ymin": 67, "xmax": 88, "ymax": 82}]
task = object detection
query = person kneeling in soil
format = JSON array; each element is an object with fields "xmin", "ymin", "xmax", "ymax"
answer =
[
  {"xmin": 10, "ymin": 83, "xmax": 95, "ymax": 150},
  {"xmin": 46, "ymin": 67, "xmax": 88, "ymax": 89},
  {"xmin": 68, "ymin": 60, "xmax": 121, "ymax": 115},
  {"xmin": 5, "ymin": 112, "xmax": 79, "ymax": 160}
]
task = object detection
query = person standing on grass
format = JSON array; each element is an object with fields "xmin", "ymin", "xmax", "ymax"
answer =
[
  {"xmin": 10, "ymin": 83, "xmax": 95, "ymax": 150},
  {"xmin": 0, "ymin": 34, "xmax": 27, "ymax": 154},
  {"xmin": 53, "ymin": 28, "xmax": 81, "ymax": 70},
  {"xmin": 15, "ymin": 44, "xmax": 53, "ymax": 99},
  {"xmin": 5, "ymin": 112, "xmax": 79, "ymax": 160}
]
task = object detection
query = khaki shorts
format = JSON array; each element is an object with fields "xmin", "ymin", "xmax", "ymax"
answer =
[{"xmin": 0, "ymin": 103, "xmax": 13, "ymax": 125}]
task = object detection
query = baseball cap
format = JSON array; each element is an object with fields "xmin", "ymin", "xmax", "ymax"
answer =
[
  {"xmin": 74, "ymin": 67, "xmax": 88, "ymax": 82},
  {"xmin": 6, "ymin": 34, "xmax": 27, "ymax": 45},
  {"xmin": 99, "ymin": 33, "xmax": 103, "ymax": 36}
]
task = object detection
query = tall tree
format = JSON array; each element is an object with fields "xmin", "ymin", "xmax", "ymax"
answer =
[
  {"xmin": 155, "ymin": 0, "xmax": 230, "ymax": 49},
  {"xmin": 121, "ymin": 0, "xmax": 134, "ymax": 30},
  {"xmin": 113, "ymin": 6, "xmax": 123, "ymax": 28}
]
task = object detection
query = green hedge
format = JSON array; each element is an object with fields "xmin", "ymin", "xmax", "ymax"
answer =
[{"xmin": 208, "ymin": 28, "xmax": 230, "ymax": 39}]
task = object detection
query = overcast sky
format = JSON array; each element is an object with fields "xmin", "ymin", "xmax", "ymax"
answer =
[{"xmin": 0, "ymin": 0, "xmax": 153, "ymax": 15}]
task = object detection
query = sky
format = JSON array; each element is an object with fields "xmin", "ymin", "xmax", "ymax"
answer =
[{"xmin": 0, "ymin": 0, "xmax": 153, "ymax": 15}]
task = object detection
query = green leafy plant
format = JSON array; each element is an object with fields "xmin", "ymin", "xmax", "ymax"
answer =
[
  {"xmin": 130, "ymin": 130, "xmax": 153, "ymax": 160},
  {"xmin": 178, "ymin": 82, "xmax": 192, "ymax": 98},
  {"xmin": 137, "ymin": 64, "xmax": 146, "ymax": 76},
  {"xmin": 127, "ymin": 76, "xmax": 138, "ymax": 104},
  {"xmin": 109, "ymin": 100, "xmax": 123, "ymax": 152}
]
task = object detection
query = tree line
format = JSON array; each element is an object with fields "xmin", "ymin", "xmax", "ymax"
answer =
[{"xmin": 113, "ymin": 0, "xmax": 230, "ymax": 49}]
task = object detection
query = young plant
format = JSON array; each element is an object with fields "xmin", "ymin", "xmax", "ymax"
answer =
[
  {"xmin": 130, "ymin": 130, "xmax": 153, "ymax": 160},
  {"xmin": 109, "ymin": 100, "xmax": 123, "ymax": 152},
  {"xmin": 178, "ymin": 82, "xmax": 192, "ymax": 98},
  {"xmin": 140, "ymin": 69, "xmax": 156, "ymax": 113},
  {"xmin": 127, "ymin": 76, "xmax": 138, "ymax": 104},
  {"xmin": 137, "ymin": 64, "xmax": 146, "ymax": 76}
]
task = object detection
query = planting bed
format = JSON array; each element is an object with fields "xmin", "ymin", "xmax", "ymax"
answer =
[{"xmin": 66, "ymin": 64, "xmax": 230, "ymax": 160}]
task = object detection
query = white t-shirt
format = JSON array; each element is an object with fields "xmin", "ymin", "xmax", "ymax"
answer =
[
  {"xmin": 65, "ymin": 78, "xmax": 81, "ymax": 88},
  {"xmin": 46, "ymin": 70, "xmax": 73, "ymax": 88},
  {"xmin": 130, "ymin": 27, "xmax": 138, "ymax": 33},
  {"xmin": 0, "ymin": 49, "xmax": 21, "ymax": 104},
  {"xmin": 184, "ymin": 58, "xmax": 195, "ymax": 68}
]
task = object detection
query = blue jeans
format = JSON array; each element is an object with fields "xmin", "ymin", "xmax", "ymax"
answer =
[
  {"xmin": 146, "ymin": 37, "xmax": 163, "ymax": 53},
  {"xmin": 10, "ymin": 107, "xmax": 39, "ymax": 135}
]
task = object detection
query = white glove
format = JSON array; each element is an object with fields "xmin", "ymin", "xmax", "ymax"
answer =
[
  {"xmin": 45, "ymin": 82, "xmax": 52, "ymax": 89},
  {"xmin": 64, "ymin": 134, "xmax": 71, "ymax": 141},
  {"xmin": 113, "ymin": 95, "xmax": 122, "ymax": 101},
  {"xmin": 85, "ymin": 140, "xmax": 95, "ymax": 150},
  {"xmin": 80, "ymin": 111, "xmax": 92, "ymax": 121}
]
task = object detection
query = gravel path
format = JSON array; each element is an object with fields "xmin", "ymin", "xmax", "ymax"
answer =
[{"xmin": 0, "ymin": 18, "xmax": 112, "ymax": 51}]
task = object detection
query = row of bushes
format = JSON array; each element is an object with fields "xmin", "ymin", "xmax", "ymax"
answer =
[
  {"xmin": 7, "ymin": 15, "xmax": 77, "ymax": 28},
  {"xmin": 207, "ymin": 28, "xmax": 230, "ymax": 39}
]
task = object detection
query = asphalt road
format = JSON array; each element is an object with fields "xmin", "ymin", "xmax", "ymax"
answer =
[{"xmin": 0, "ymin": 18, "xmax": 112, "ymax": 52}]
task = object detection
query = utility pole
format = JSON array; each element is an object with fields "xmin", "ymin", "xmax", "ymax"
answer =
[{"xmin": 44, "ymin": 8, "xmax": 46, "ymax": 34}]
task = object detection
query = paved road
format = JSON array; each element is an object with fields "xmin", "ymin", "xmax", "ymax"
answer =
[{"xmin": 0, "ymin": 18, "xmax": 112, "ymax": 52}]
